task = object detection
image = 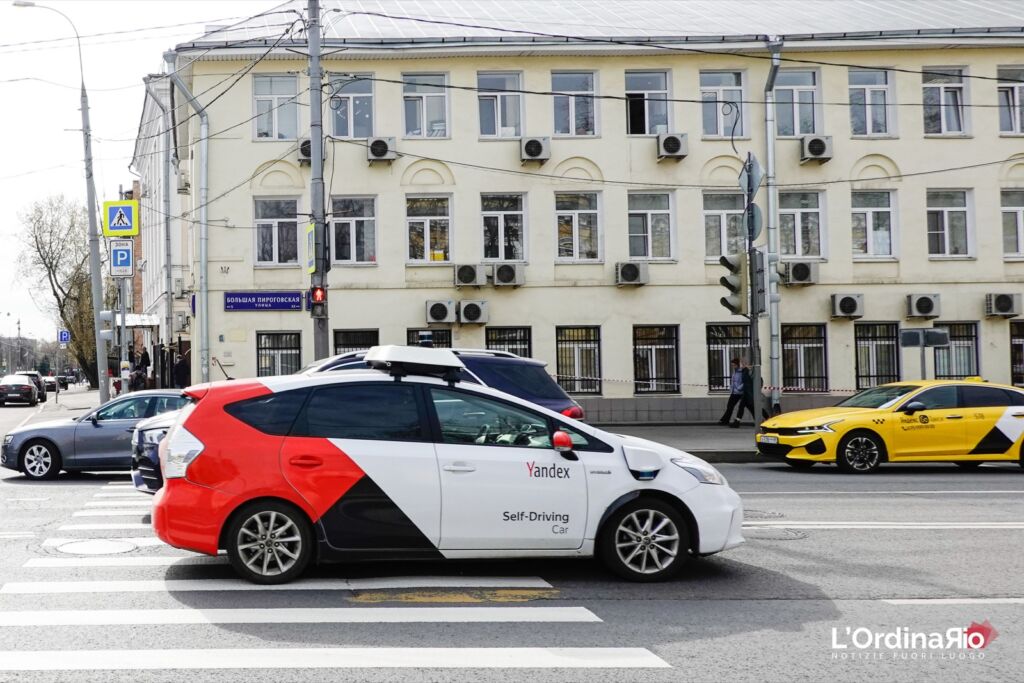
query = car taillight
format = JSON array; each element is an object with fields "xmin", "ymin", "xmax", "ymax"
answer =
[
  {"xmin": 162, "ymin": 426, "xmax": 204, "ymax": 479},
  {"xmin": 561, "ymin": 405, "xmax": 585, "ymax": 420}
]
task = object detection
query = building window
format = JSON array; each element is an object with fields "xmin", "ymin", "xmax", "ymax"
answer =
[
  {"xmin": 257, "ymin": 332, "xmax": 301, "ymax": 376},
  {"xmin": 855, "ymin": 323, "xmax": 900, "ymax": 389},
  {"xmin": 700, "ymin": 71, "xmax": 743, "ymax": 137},
  {"xmin": 552, "ymin": 72, "xmax": 596, "ymax": 136},
  {"xmin": 706, "ymin": 324, "xmax": 750, "ymax": 392},
  {"xmin": 926, "ymin": 190, "xmax": 969, "ymax": 256},
  {"xmin": 625, "ymin": 71, "xmax": 669, "ymax": 135},
  {"xmin": 1011, "ymin": 321, "xmax": 1024, "ymax": 386},
  {"xmin": 922, "ymin": 68, "xmax": 965, "ymax": 134},
  {"xmin": 482, "ymin": 194, "xmax": 525, "ymax": 261},
  {"xmin": 406, "ymin": 329, "xmax": 452, "ymax": 348},
  {"xmin": 403, "ymin": 74, "xmax": 447, "ymax": 138},
  {"xmin": 556, "ymin": 193, "xmax": 600, "ymax": 261},
  {"xmin": 331, "ymin": 197, "xmax": 376, "ymax": 264},
  {"xmin": 254, "ymin": 75, "xmax": 298, "ymax": 140},
  {"xmin": 779, "ymin": 192, "xmax": 822, "ymax": 257},
  {"xmin": 775, "ymin": 71, "xmax": 819, "ymax": 136},
  {"xmin": 628, "ymin": 193, "xmax": 672, "ymax": 259},
  {"xmin": 1002, "ymin": 189, "xmax": 1024, "ymax": 256},
  {"xmin": 486, "ymin": 327, "xmax": 532, "ymax": 357},
  {"xmin": 556, "ymin": 326, "xmax": 601, "ymax": 394},
  {"xmin": 633, "ymin": 326, "xmax": 679, "ymax": 394},
  {"xmin": 849, "ymin": 69, "xmax": 891, "ymax": 136},
  {"xmin": 406, "ymin": 196, "xmax": 450, "ymax": 263},
  {"xmin": 934, "ymin": 322, "xmax": 978, "ymax": 380},
  {"xmin": 478, "ymin": 72, "xmax": 521, "ymax": 137},
  {"xmin": 255, "ymin": 198, "xmax": 298, "ymax": 265},
  {"xmin": 999, "ymin": 67, "xmax": 1024, "ymax": 134},
  {"xmin": 782, "ymin": 324, "xmax": 828, "ymax": 392},
  {"xmin": 329, "ymin": 73, "xmax": 373, "ymax": 138},
  {"xmin": 333, "ymin": 329, "xmax": 378, "ymax": 354},
  {"xmin": 703, "ymin": 193, "xmax": 745, "ymax": 258},
  {"xmin": 852, "ymin": 191, "xmax": 893, "ymax": 258}
]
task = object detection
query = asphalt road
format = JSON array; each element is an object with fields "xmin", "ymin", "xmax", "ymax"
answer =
[{"xmin": 0, "ymin": 392, "xmax": 1021, "ymax": 682}]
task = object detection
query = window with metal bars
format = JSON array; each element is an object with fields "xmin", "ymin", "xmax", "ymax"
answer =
[
  {"xmin": 333, "ymin": 329, "xmax": 378, "ymax": 354},
  {"xmin": 485, "ymin": 327, "xmax": 531, "ymax": 357},
  {"xmin": 1011, "ymin": 321, "xmax": 1024, "ymax": 386},
  {"xmin": 633, "ymin": 326, "xmax": 679, "ymax": 394},
  {"xmin": 934, "ymin": 322, "xmax": 979, "ymax": 380},
  {"xmin": 706, "ymin": 324, "xmax": 750, "ymax": 392},
  {"xmin": 406, "ymin": 329, "xmax": 452, "ymax": 348},
  {"xmin": 556, "ymin": 326, "xmax": 601, "ymax": 394},
  {"xmin": 256, "ymin": 332, "xmax": 301, "ymax": 377},
  {"xmin": 782, "ymin": 324, "xmax": 828, "ymax": 392},
  {"xmin": 855, "ymin": 323, "xmax": 900, "ymax": 389}
]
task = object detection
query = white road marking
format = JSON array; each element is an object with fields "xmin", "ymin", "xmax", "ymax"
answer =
[
  {"xmin": 24, "ymin": 556, "xmax": 221, "ymax": 568},
  {"xmin": 883, "ymin": 598, "xmax": 1024, "ymax": 605},
  {"xmin": 5, "ymin": 498, "xmax": 49, "ymax": 502},
  {"xmin": 739, "ymin": 490, "xmax": 1024, "ymax": 495},
  {"xmin": 93, "ymin": 492, "xmax": 147, "ymax": 498},
  {"xmin": 0, "ymin": 576, "xmax": 554, "ymax": 594},
  {"xmin": 0, "ymin": 647, "xmax": 669, "ymax": 670},
  {"xmin": 0, "ymin": 606, "xmax": 600, "ymax": 626},
  {"xmin": 13, "ymin": 404, "xmax": 45, "ymax": 430},
  {"xmin": 100, "ymin": 484, "xmax": 133, "ymax": 489},
  {"xmin": 72, "ymin": 510, "xmax": 147, "ymax": 517},
  {"xmin": 0, "ymin": 532, "xmax": 35, "ymax": 539},
  {"xmin": 58, "ymin": 523, "xmax": 151, "ymax": 531},
  {"xmin": 83, "ymin": 500, "xmax": 152, "ymax": 507},
  {"xmin": 744, "ymin": 522, "xmax": 1024, "ymax": 529},
  {"xmin": 41, "ymin": 537, "xmax": 165, "ymax": 548}
]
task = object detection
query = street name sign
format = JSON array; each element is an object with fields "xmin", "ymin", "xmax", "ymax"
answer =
[{"xmin": 224, "ymin": 291, "xmax": 303, "ymax": 311}]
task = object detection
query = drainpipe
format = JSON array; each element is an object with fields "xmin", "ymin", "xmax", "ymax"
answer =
[
  {"xmin": 764, "ymin": 37, "xmax": 783, "ymax": 413},
  {"xmin": 143, "ymin": 75, "xmax": 174, "ymax": 384},
  {"xmin": 164, "ymin": 51, "xmax": 210, "ymax": 384}
]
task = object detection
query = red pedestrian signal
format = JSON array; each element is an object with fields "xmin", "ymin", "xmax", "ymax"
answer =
[{"xmin": 310, "ymin": 286, "xmax": 327, "ymax": 304}]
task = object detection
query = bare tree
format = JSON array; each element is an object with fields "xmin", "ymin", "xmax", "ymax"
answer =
[{"xmin": 18, "ymin": 195, "xmax": 100, "ymax": 388}]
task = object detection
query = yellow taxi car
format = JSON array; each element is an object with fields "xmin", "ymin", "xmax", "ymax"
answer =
[{"xmin": 755, "ymin": 379, "xmax": 1024, "ymax": 473}]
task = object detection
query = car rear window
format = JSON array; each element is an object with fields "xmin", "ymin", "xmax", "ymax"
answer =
[
  {"xmin": 292, "ymin": 383, "xmax": 424, "ymax": 441},
  {"xmin": 225, "ymin": 388, "xmax": 310, "ymax": 435},
  {"xmin": 463, "ymin": 359, "xmax": 569, "ymax": 400}
]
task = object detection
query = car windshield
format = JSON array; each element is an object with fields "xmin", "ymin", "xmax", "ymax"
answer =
[{"xmin": 836, "ymin": 384, "xmax": 918, "ymax": 408}]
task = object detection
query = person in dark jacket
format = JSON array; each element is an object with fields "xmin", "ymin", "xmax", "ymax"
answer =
[
  {"xmin": 719, "ymin": 358, "xmax": 749, "ymax": 426},
  {"xmin": 173, "ymin": 354, "xmax": 190, "ymax": 389}
]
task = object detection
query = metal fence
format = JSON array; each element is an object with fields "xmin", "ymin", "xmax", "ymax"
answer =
[
  {"xmin": 406, "ymin": 329, "xmax": 452, "ymax": 348},
  {"xmin": 633, "ymin": 326, "xmax": 680, "ymax": 394},
  {"xmin": 934, "ymin": 322, "xmax": 979, "ymax": 380},
  {"xmin": 257, "ymin": 332, "xmax": 301, "ymax": 376},
  {"xmin": 556, "ymin": 326, "xmax": 601, "ymax": 394},
  {"xmin": 706, "ymin": 324, "xmax": 750, "ymax": 392},
  {"xmin": 333, "ymin": 329, "xmax": 379, "ymax": 354},
  {"xmin": 782, "ymin": 324, "xmax": 828, "ymax": 392},
  {"xmin": 485, "ymin": 327, "xmax": 532, "ymax": 357},
  {"xmin": 854, "ymin": 322, "xmax": 900, "ymax": 388}
]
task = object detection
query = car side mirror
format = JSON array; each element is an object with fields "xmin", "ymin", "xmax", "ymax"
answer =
[
  {"xmin": 902, "ymin": 401, "xmax": 926, "ymax": 415},
  {"xmin": 552, "ymin": 430, "xmax": 578, "ymax": 461},
  {"xmin": 89, "ymin": 414, "xmax": 99, "ymax": 425}
]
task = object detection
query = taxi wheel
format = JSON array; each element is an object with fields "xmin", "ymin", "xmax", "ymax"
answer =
[
  {"xmin": 598, "ymin": 499, "xmax": 689, "ymax": 582},
  {"xmin": 20, "ymin": 440, "xmax": 61, "ymax": 481},
  {"xmin": 226, "ymin": 501, "xmax": 313, "ymax": 585},
  {"xmin": 836, "ymin": 431, "xmax": 885, "ymax": 474}
]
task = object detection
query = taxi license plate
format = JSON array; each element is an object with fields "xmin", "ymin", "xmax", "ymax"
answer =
[{"xmin": 760, "ymin": 435, "xmax": 779, "ymax": 444}]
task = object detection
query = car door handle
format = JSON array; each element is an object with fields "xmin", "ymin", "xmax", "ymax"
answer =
[
  {"xmin": 288, "ymin": 455, "xmax": 323, "ymax": 468},
  {"xmin": 442, "ymin": 464, "xmax": 476, "ymax": 473},
  {"xmin": 946, "ymin": 415, "xmax": 963, "ymax": 420},
  {"xmin": 1012, "ymin": 413, "xmax": 1024, "ymax": 418}
]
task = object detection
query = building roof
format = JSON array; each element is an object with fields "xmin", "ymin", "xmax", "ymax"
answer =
[{"xmin": 177, "ymin": 0, "xmax": 1024, "ymax": 51}]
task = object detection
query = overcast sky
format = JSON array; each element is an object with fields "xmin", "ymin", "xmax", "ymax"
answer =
[{"xmin": 0, "ymin": 0, "xmax": 281, "ymax": 342}]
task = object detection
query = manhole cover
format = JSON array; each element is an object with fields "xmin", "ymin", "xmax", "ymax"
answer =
[
  {"xmin": 743, "ymin": 528, "xmax": 808, "ymax": 541},
  {"xmin": 55, "ymin": 539, "xmax": 136, "ymax": 555},
  {"xmin": 744, "ymin": 509, "xmax": 785, "ymax": 520}
]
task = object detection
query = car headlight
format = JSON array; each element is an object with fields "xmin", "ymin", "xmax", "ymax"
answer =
[
  {"xmin": 141, "ymin": 429, "xmax": 167, "ymax": 446},
  {"xmin": 3, "ymin": 435, "xmax": 12, "ymax": 447},
  {"xmin": 796, "ymin": 420, "xmax": 843, "ymax": 434},
  {"xmin": 671, "ymin": 458, "xmax": 726, "ymax": 486}
]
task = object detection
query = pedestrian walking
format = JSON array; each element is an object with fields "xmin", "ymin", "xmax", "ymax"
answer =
[
  {"xmin": 718, "ymin": 358, "xmax": 747, "ymax": 426},
  {"xmin": 173, "ymin": 354, "xmax": 190, "ymax": 389}
]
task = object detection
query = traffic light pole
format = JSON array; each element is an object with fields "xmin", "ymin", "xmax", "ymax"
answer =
[
  {"xmin": 307, "ymin": 0, "xmax": 330, "ymax": 360},
  {"xmin": 745, "ymin": 153, "xmax": 763, "ymax": 425}
]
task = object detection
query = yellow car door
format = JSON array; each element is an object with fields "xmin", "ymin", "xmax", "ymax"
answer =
[
  {"xmin": 890, "ymin": 385, "xmax": 965, "ymax": 460},
  {"xmin": 959, "ymin": 385, "xmax": 1024, "ymax": 461}
]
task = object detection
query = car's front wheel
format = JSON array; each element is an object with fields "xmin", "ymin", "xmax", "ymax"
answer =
[
  {"xmin": 598, "ymin": 499, "xmax": 689, "ymax": 582},
  {"xmin": 836, "ymin": 431, "xmax": 885, "ymax": 474},
  {"xmin": 21, "ymin": 441, "xmax": 61, "ymax": 481},
  {"xmin": 226, "ymin": 501, "xmax": 313, "ymax": 585}
]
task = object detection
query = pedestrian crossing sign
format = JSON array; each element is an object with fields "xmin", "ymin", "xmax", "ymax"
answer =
[{"xmin": 102, "ymin": 199, "xmax": 139, "ymax": 237}]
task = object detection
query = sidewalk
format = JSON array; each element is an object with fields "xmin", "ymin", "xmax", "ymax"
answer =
[
  {"xmin": 39, "ymin": 385, "xmax": 100, "ymax": 416},
  {"xmin": 598, "ymin": 423, "xmax": 760, "ymax": 463}
]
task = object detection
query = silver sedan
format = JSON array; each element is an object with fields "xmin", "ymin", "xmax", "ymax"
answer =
[{"xmin": 0, "ymin": 390, "xmax": 190, "ymax": 480}]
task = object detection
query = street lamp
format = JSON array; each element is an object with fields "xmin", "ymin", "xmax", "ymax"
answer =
[{"xmin": 13, "ymin": 1, "xmax": 109, "ymax": 402}]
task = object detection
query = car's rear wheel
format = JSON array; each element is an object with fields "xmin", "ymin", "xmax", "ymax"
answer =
[
  {"xmin": 955, "ymin": 461, "xmax": 983, "ymax": 469},
  {"xmin": 226, "ymin": 501, "xmax": 313, "ymax": 585},
  {"xmin": 836, "ymin": 431, "xmax": 885, "ymax": 474},
  {"xmin": 598, "ymin": 499, "xmax": 689, "ymax": 582},
  {"xmin": 785, "ymin": 459, "xmax": 816, "ymax": 470},
  {"xmin": 29, "ymin": 396, "xmax": 37, "ymax": 407},
  {"xmin": 21, "ymin": 441, "xmax": 61, "ymax": 481}
]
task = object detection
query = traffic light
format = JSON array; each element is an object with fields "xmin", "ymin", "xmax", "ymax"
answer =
[
  {"xmin": 719, "ymin": 254, "xmax": 748, "ymax": 316},
  {"xmin": 309, "ymin": 285, "xmax": 327, "ymax": 318}
]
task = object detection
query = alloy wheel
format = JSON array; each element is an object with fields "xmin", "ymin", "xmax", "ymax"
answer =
[
  {"xmin": 614, "ymin": 509, "xmax": 680, "ymax": 575},
  {"xmin": 235, "ymin": 510, "xmax": 303, "ymax": 577},
  {"xmin": 23, "ymin": 445, "xmax": 52, "ymax": 478},
  {"xmin": 844, "ymin": 436, "xmax": 880, "ymax": 472}
]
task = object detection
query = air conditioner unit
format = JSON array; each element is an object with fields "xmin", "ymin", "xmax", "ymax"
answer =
[
  {"xmin": 176, "ymin": 171, "xmax": 190, "ymax": 195},
  {"xmin": 800, "ymin": 135, "xmax": 833, "ymax": 164},
  {"xmin": 615, "ymin": 261, "xmax": 649, "ymax": 286},
  {"xmin": 458, "ymin": 300, "xmax": 489, "ymax": 324},
  {"xmin": 367, "ymin": 136, "xmax": 397, "ymax": 162},
  {"xmin": 173, "ymin": 278, "xmax": 186, "ymax": 299},
  {"xmin": 907, "ymin": 294, "xmax": 941, "ymax": 319},
  {"xmin": 425, "ymin": 300, "xmax": 457, "ymax": 323},
  {"xmin": 985, "ymin": 293, "xmax": 1022, "ymax": 318},
  {"xmin": 297, "ymin": 138, "xmax": 326, "ymax": 165},
  {"xmin": 781, "ymin": 261, "xmax": 818, "ymax": 286},
  {"xmin": 520, "ymin": 137, "xmax": 550, "ymax": 163},
  {"xmin": 831, "ymin": 293, "xmax": 864, "ymax": 319},
  {"xmin": 493, "ymin": 263, "xmax": 525, "ymax": 287},
  {"xmin": 656, "ymin": 133, "xmax": 688, "ymax": 160},
  {"xmin": 174, "ymin": 312, "xmax": 189, "ymax": 332},
  {"xmin": 454, "ymin": 264, "xmax": 487, "ymax": 287}
]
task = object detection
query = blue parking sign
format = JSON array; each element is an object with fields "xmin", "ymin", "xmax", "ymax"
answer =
[
  {"xmin": 58, "ymin": 329, "xmax": 71, "ymax": 344},
  {"xmin": 109, "ymin": 239, "xmax": 134, "ymax": 277}
]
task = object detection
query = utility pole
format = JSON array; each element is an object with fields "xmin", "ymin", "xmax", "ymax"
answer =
[
  {"xmin": 744, "ymin": 152, "xmax": 763, "ymax": 425},
  {"xmin": 307, "ymin": 0, "xmax": 330, "ymax": 360},
  {"xmin": 118, "ymin": 186, "xmax": 129, "ymax": 376}
]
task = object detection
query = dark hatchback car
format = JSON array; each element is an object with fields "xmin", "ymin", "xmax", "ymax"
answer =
[
  {"xmin": 15, "ymin": 371, "xmax": 47, "ymax": 403},
  {"xmin": 0, "ymin": 375, "xmax": 39, "ymax": 406}
]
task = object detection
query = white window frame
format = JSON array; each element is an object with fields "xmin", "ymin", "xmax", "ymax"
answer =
[
  {"xmin": 477, "ymin": 72, "xmax": 523, "ymax": 139},
  {"xmin": 779, "ymin": 191, "xmax": 825, "ymax": 259},
  {"xmin": 998, "ymin": 66, "xmax": 1024, "ymax": 135},
  {"xmin": 922, "ymin": 67, "xmax": 968, "ymax": 136},
  {"xmin": 700, "ymin": 70, "xmax": 746, "ymax": 138},
  {"xmin": 926, "ymin": 189, "xmax": 973, "ymax": 258},
  {"xmin": 402, "ymin": 73, "xmax": 449, "ymax": 139},
  {"xmin": 774, "ymin": 69, "xmax": 822, "ymax": 137},
  {"xmin": 848, "ymin": 69, "xmax": 895, "ymax": 137},
  {"xmin": 328, "ymin": 73, "xmax": 374, "ymax": 139},
  {"xmin": 627, "ymin": 192, "xmax": 674, "ymax": 260},
  {"xmin": 1002, "ymin": 189, "xmax": 1024, "ymax": 258},
  {"xmin": 254, "ymin": 197, "xmax": 300, "ymax": 267},
  {"xmin": 851, "ymin": 190, "xmax": 897, "ymax": 260},
  {"xmin": 481, "ymin": 193, "xmax": 527, "ymax": 262},
  {"xmin": 330, "ymin": 196, "xmax": 377, "ymax": 266},
  {"xmin": 555, "ymin": 192, "xmax": 602, "ymax": 262},
  {"xmin": 253, "ymin": 74, "xmax": 298, "ymax": 141},
  {"xmin": 625, "ymin": 70, "xmax": 670, "ymax": 136},
  {"xmin": 405, "ymin": 194, "xmax": 452, "ymax": 265},
  {"xmin": 702, "ymin": 193, "xmax": 746, "ymax": 261},
  {"xmin": 552, "ymin": 71, "xmax": 598, "ymax": 137}
]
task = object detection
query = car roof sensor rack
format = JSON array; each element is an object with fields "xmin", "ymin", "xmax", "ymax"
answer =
[{"xmin": 363, "ymin": 346, "xmax": 466, "ymax": 386}]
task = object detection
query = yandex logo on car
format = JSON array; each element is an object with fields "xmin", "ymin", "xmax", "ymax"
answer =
[{"xmin": 526, "ymin": 461, "xmax": 571, "ymax": 479}]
